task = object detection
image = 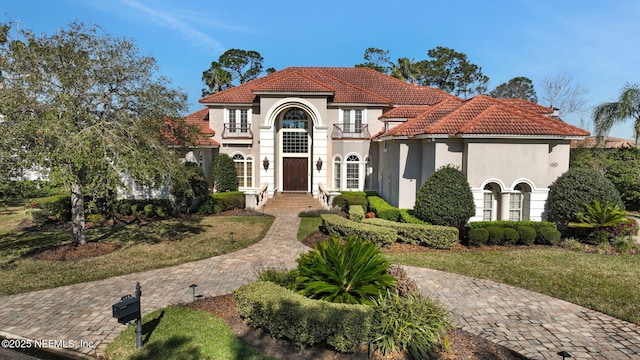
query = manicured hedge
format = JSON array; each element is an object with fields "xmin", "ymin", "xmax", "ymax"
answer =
[
  {"xmin": 467, "ymin": 221, "xmax": 559, "ymax": 245},
  {"xmin": 398, "ymin": 209, "xmax": 427, "ymax": 224},
  {"xmin": 234, "ymin": 281, "xmax": 373, "ymax": 353},
  {"xmin": 332, "ymin": 192, "xmax": 368, "ymax": 212},
  {"xmin": 363, "ymin": 218, "xmax": 458, "ymax": 249},
  {"xmin": 348, "ymin": 205, "xmax": 365, "ymax": 222},
  {"xmin": 368, "ymin": 196, "xmax": 401, "ymax": 221},
  {"xmin": 197, "ymin": 191, "xmax": 245, "ymax": 215},
  {"xmin": 321, "ymin": 214, "xmax": 396, "ymax": 247},
  {"xmin": 111, "ymin": 198, "xmax": 173, "ymax": 219},
  {"xmin": 31, "ymin": 194, "xmax": 71, "ymax": 221}
]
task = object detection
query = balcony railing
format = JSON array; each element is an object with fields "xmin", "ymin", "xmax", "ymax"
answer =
[
  {"xmin": 331, "ymin": 123, "xmax": 370, "ymax": 139},
  {"xmin": 222, "ymin": 123, "xmax": 253, "ymax": 139}
]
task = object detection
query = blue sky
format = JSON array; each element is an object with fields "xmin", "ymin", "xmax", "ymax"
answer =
[{"xmin": 3, "ymin": 0, "xmax": 639, "ymax": 138}]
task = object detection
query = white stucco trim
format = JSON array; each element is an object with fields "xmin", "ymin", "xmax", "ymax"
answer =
[
  {"xmin": 478, "ymin": 178, "xmax": 507, "ymax": 192},
  {"xmin": 264, "ymin": 97, "xmax": 322, "ymax": 128},
  {"xmin": 508, "ymin": 178, "xmax": 538, "ymax": 191}
]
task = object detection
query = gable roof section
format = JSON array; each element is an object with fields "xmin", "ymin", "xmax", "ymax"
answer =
[
  {"xmin": 184, "ymin": 108, "xmax": 220, "ymax": 146},
  {"xmin": 382, "ymin": 96, "xmax": 589, "ymax": 138},
  {"xmin": 200, "ymin": 67, "xmax": 453, "ymax": 106}
]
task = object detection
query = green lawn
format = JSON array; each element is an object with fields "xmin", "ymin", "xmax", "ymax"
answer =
[
  {"xmin": 297, "ymin": 216, "xmax": 323, "ymax": 240},
  {"xmin": 386, "ymin": 248, "xmax": 640, "ymax": 324},
  {"xmin": 104, "ymin": 305, "xmax": 274, "ymax": 360},
  {"xmin": 0, "ymin": 209, "xmax": 273, "ymax": 295}
]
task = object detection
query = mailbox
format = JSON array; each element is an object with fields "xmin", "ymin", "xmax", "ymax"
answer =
[{"xmin": 112, "ymin": 295, "xmax": 141, "ymax": 324}]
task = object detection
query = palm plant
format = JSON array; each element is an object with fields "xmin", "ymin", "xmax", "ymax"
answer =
[
  {"xmin": 295, "ymin": 235, "xmax": 396, "ymax": 305},
  {"xmin": 568, "ymin": 199, "xmax": 628, "ymax": 228},
  {"xmin": 592, "ymin": 83, "xmax": 640, "ymax": 146}
]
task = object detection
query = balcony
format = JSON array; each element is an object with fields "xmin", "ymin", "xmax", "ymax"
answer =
[
  {"xmin": 222, "ymin": 123, "xmax": 253, "ymax": 139},
  {"xmin": 331, "ymin": 123, "xmax": 370, "ymax": 139}
]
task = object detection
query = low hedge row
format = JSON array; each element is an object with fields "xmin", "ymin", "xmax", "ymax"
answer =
[
  {"xmin": 197, "ymin": 191, "xmax": 245, "ymax": 215},
  {"xmin": 467, "ymin": 223, "xmax": 561, "ymax": 246},
  {"xmin": 348, "ymin": 205, "xmax": 365, "ymax": 222},
  {"xmin": 30, "ymin": 194, "xmax": 71, "ymax": 221},
  {"xmin": 363, "ymin": 218, "xmax": 458, "ymax": 249},
  {"xmin": 111, "ymin": 198, "xmax": 173, "ymax": 219},
  {"xmin": 398, "ymin": 209, "xmax": 427, "ymax": 224},
  {"xmin": 332, "ymin": 192, "xmax": 368, "ymax": 212},
  {"xmin": 321, "ymin": 214, "xmax": 396, "ymax": 247},
  {"xmin": 234, "ymin": 281, "xmax": 373, "ymax": 353},
  {"xmin": 368, "ymin": 196, "xmax": 401, "ymax": 221},
  {"xmin": 467, "ymin": 220, "xmax": 560, "ymax": 245}
]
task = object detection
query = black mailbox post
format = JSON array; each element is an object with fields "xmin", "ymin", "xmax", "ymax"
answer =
[{"xmin": 112, "ymin": 282, "xmax": 143, "ymax": 348}]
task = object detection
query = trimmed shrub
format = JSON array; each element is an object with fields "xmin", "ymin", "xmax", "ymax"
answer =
[
  {"xmin": 320, "ymin": 214, "xmax": 396, "ymax": 247},
  {"xmin": 368, "ymin": 196, "xmax": 401, "ymax": 221},
  {"xmin": 502, "ymin": 228, "xmax": 519, "ymax": 245},
  {"xmin": 547, "ymin": 168, "xmax": 623, "ymax": 225},
  {"xmin": 348, "ymin": 205, "xmax": 365, "ymax": 223},
  {"xmin": 32, "ymin": 194, "xmax": 71, "ymax": 221},
  {"xmin": 171, "ymin": 161, "xmax": 210, "ymax": 212},
  {"xmin": 258, "ymin": 268, "xmax": 298, "ymax": 289},
  {"xmin": 234, "ymin": 281, "xmax": 373, "ymax": 352},
  {"xmin": 398, "ymin": 209, "xmax": 427, "ymax": 224},
  {"xmin": 27, "ymin": 208, "xmax": 49, "ymax": 226},
  {"xmin": 197, "ymin": 191, "xmax": 245, "ymax": 215},
  {"xmin": 468, "ymin": 228, "xmax": 489, "ymax": 246},
  {"xmin": 295, "ymin": 236, "xmax": 396, "ymax": 305},
  {"xmin": 486, "ymin": 226, "xmax": 504, "ymax": 245},
  {"xmin": 516, "ymin": 226, "xmax": 537, "ymax": 245},
  {"xmin": 211, "ymin": 153, "xmax": 238, "ymax": 192},
  {"xmin": 414, "ymin": 165, "xmax": 475, "ymax": 228},
  {"xmin": 332, "ymin": 192, "xmax": 368, "ymax": 212},
  {"xmin": 111, "ymin": 199, "xmax": 172, "ymax": 219},
  {"xmin": 537, "ymin": 227, "xmax": 562, "ymax": 245},
  {"xmin": 371, "ymin": 292, "xmax": 449, "ymax": 359},
  {"xmin": 363, "ymin": 218, "xmax": 459, "ymax": 249}
]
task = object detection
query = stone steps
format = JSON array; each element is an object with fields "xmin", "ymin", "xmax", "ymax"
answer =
[{"xmin": 264, "ymin": 192, "xmax": 324, "ymax": 213}]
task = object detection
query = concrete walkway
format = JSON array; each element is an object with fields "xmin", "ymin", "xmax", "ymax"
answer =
[{"xmin": 1, "ymin": 198, "xmax": 640, "ymax": 359}]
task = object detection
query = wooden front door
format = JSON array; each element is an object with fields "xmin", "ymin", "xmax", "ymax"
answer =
[{"xmin": 283, "ymin": 157, "xmax": 308, "ymax": 191}]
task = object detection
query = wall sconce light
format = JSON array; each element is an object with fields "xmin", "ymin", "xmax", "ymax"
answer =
[
  {"xmin": 316, "ymin": 157, "xmax": 323, "ymax": 171},
  {"xmin": 263, "ymin": 157, "xmax": 269, "ymax": 171}
]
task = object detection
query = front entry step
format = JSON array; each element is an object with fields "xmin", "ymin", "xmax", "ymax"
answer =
[{"xmin": 263, "ymin": 192, "xmax": 323, "ymax": 213}]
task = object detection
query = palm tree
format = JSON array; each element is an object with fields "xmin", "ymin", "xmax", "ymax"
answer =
[
  {"xmin": 201, "ymin": 62, "xmax": 233, "ymax": 96},
  {"xmin": 592, "ymin": 83, "xmax": 640, "ymax": 146},
  {"xmin": 390, "ymin": 57, "xmax": 420, "ymax": 85}
]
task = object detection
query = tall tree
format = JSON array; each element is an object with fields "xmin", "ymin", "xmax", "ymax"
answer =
[
  {"xmin": 539, "ymin": 73, "xmax": 588, "ymax": 116},
  {"xmin": 201, "ymin": 61, "xmax": 232, "ymax": 96},
  {"xmin": 390, "ymin": 57, "xmax": 421, "ymax": 85},
  {"xmin": 419, "ymin": 46, "xmax": 489, "ymax": 98},
  {"xmin": 489, "ymin": 76, "xmax": 538, "ymax": 103},
  {"xmin": 201, "ymin": 49, "xmax": 264, "ymax": 96},
  {"xmin": 0, "ymin": 22, "xmax": 196, "ymax": 244},
  {"xmin": 355, "ymin": 47, "xmax": 391, "ymax": 73},
  {"xmin": 593, "ymin": 83, "xmax": 640, "ymax": 146}
]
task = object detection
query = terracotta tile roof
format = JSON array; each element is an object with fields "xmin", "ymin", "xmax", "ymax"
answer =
[
  {"xmin": 200, "ymin": 67, "xmax": 454, "ymax": 105},
  {"xmin": 498, "ymin": 98, "xmax": 555, "ymax": 115},
  {"xmin": 379, "ymin": 95, "xmax": 589, "ymax": 138},
  {"xmin": 571, "ymin": 136, "xmax": 637, "ymax": 148},
  {"xmin": 184, "ymin": 108, "xmax": 220, "ymax": 146}
]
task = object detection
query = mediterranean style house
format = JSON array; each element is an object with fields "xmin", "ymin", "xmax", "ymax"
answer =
[{"xmin": 183, "ymin": 67, "xmax": 589, "ymax": 222}]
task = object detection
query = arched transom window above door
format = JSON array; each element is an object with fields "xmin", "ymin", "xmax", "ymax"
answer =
[{"xmin": 282, "ymin": 108, "xmax": 309, "ymax": 129}]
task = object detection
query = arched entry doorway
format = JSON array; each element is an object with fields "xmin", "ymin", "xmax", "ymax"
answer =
[{"xmin": 279, "ymin": 108, "xmax": 311, "ymax": 191}]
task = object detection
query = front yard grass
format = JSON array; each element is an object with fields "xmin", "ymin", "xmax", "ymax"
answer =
[
  {"xmin": 0, "ymin": 211, "xmax": 273, "ymax": 295},
  {"xmin": 386, "ymin": 248, "xmax": 640, "ymax": 324},
  {"xmin": 104, "ymin": 305, "xmax": 274, "ymax": 360}
]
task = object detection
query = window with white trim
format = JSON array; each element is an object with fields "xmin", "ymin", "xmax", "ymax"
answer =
[
  {"xmin": 346, "ymin": 154, "xmax": 360, "ymax": 190},
  {"xmin": 228, "ymin": 109, "xmax": 250, "ymax": 133},
  {"xmin": 509, "ymin": 184, "xmax": 531, "ymax": 221},
  {"xmin": 342, "ymin": 109, "xmax": 364, "ymax": 133},
  {"xmin": 483, "ymin": 183, "xmax": 499, "ymax": 221},
  {"xmin": 232, "ymin": 153, "xmax": 253, "ymax": 188},
  {"xmin": 333, "ymin": 156, "xmax": 342, "ymax": 189}
]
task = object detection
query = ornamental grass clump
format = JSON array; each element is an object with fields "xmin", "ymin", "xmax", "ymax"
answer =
[{"xmin": 295, "ymin": 235, "xmax": 397, "ymax": 305}]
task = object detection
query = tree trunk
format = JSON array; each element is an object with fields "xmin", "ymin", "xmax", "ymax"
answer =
[{"xmin": 71, "ymin": 181, "xmax": 86, "ymax": 245}]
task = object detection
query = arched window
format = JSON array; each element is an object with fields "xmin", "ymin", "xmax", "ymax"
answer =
[
  {"xmin": 346, "ymin": 154, "xmax": 360, "ymax": 190},
  {"xmin": 333, "ymin": 156, "xmax": 342, "ymax": 190},
  {"xmin": 510, "ymin": 183, "xmax": 531, "ymax": 221},
  {"xmin": 483, "ymin": 183, "xmax": 500, "ymax": 221},
  {"xmin": 233, "ymin": 153, "xmax": 253, "ymax": 188}
]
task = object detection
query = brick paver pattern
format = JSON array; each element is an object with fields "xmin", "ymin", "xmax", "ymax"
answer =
[{"xmin": 1, "ymin": 193, "xmax": 639, "ymax": 359}]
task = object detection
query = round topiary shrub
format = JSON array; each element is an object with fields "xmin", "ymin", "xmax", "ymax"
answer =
[
  {"xmin": 547, "ymin": 168, "xmax": 624, "ymax": 225},
  {"xmin": 502, "ymin": 228, "xmax": 519, "ymax": 246},
  {"xmin": 414, "ymin": 165, "xmax": 475, "ymax": 228},
  {"xmin": 211, "ymin": 153, "xmax": 238, "ymax": 192},
  {"xmin": 537, "ymin": 227, "xmax": 562, "ymax": 245},
  {"xmin": 468, "ymin": 228, "xmax": 489, "ymax": 246},
  {"xmin": 516, "ymin": 226, "xmax": 536, "ymax": 245},
  {"xmin": 486, "ymin": 226, "xmax": 504, "ymax": 245}
]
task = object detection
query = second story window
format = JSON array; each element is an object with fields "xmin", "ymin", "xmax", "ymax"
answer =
[
  {"xmin": 228, "ymin": 109, "xmax": 249, "ymax": 133},
  {"xmin": 343, "ymin": 109, "xmax": 363, "ymax": 133}
]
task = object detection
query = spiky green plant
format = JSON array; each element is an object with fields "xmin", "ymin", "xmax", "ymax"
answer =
[
  {"xmin": 295, "ymin": 235, "xmax": 396, "ymax": 305},
  {"xmin": 569, "ymin": 200, "xmax": 628, "ymax": 228}
]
